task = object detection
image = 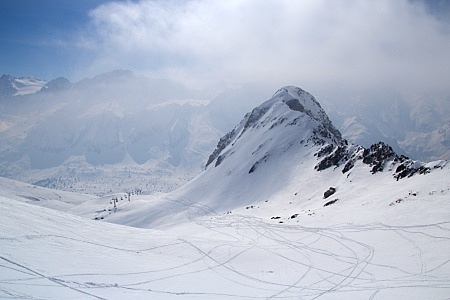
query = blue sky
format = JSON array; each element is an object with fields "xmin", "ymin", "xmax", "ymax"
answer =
[
  {"xmin": 1, "ymin": 0, "xmax": 450, "ymax": 94},
  {"xmin": 0, "ymin": 0, "xmax": 113, "ymax": 80}
]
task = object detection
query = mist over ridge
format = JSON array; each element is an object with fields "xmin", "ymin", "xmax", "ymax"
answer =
[{"xmin": 0, "ymin": 70, "xmax": 448, "ymax": 194}]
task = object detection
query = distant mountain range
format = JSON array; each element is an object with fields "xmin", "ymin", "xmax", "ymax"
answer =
[
  {"xmin": 0, "ymin": 71, "xmax": 448, "ymax": 194},
  {"xmin": 0, "ymin": 75, "xmax": 46, "ymax": 96},
  {"xmin": 3, "ymin": 85, "xmax": 447, "ymax": 230}
]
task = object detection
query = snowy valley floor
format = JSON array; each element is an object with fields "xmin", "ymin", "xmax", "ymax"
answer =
[{"xmin": 1, "ymin": 188, "xmax": 450, "ymax": 299}]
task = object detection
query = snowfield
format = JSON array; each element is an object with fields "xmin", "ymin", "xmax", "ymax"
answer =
[
  {"xmin": 1, "ymin": 148, "xmax": 449, "ymax": 299},
  {"xmin": 1, "ymin": 162, "xmax": 449, "ymax": 299},
  {"xmin": 1, "ymin": 86, "xmax": 449, "ymax": 299}
]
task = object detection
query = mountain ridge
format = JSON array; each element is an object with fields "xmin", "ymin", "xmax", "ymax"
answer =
[
  {"xmin": 134, "ymin": 85, "xmax": 448, "ymax": 228},
  {"xmin": 0, "ymin": 71, "xmax": 448, "ymax": 195},
  {"xmin": 207, "ymin": 86, "xmax": 440, "ymax": 182},
  {"xmin": 206, "ymin": 86, "xmax": 343, "ymax": 169},
  {"xmin": 0, "ymin": 74, "xmax": 47, "ymax": 96}
]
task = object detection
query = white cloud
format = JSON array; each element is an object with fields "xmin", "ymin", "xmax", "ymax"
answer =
[{"xmin": 78, "ymin": 0, "xmax": 450, "ymax": 93}]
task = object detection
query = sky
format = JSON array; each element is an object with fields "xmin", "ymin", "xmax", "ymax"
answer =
[{"xmin": 1, "ymin": 0, "xmax": 450, "ymax": 94}]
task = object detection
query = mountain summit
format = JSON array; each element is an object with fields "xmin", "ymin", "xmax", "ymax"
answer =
[
  {"xmin": 164, "ymin": 86, "xmax": 444, "ymax": 221},
  {"xmin": 208, "ymin": 86, "xmax": 438, "ymax": 179},
  {"xmin": 206, "ymin": 86, "xmax": 342, "ymax": 169}
]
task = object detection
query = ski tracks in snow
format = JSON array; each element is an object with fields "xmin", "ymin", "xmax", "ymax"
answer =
[
  {"xmin": 1, "ymin": 196, "xmax": 450, "ymax": 299},
  {"xmin": 181, "ymin": 206, "xmax": 450, "ymax": 299}
]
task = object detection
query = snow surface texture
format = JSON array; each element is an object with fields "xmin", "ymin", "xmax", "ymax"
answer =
[
  {"xmin": 1, "ymin": 85, "xmax": 449, "ymax": 299},
  {"xmin": 1, "ymin": 153, "xmax": 449, "ymax": 299}
]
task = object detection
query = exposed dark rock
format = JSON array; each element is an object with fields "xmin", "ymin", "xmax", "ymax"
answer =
[
  {"xmin": 315, "ymin": 145, "xmax": 348, "ymax": 171},
  {"xmin": 285, "ymin": 98, "xmax": 305, "ymax": 112},
  {"xmin": 341, "ymin": 146, "xmax": 365, "ymax": 174},
  {"xmin": 313, "ymin": 140, "xmax": 433, "ymax": 181},
  {"xmin": 394, "ymin": 163, "xmax": 430, "ymax": 180},
  {"xmin": 315, "ymin": 144, "xmax": 334, "ymax": 158},
  {"xmin": 206, "ymin": 129, "xmax": 235, "ymax": 168},
  {"xmin": 249, "ymin": 153, "xmax": 269, "ymax": 174},
  {"xmin": 362, "ymin": 142, "xmax": 396, "ymax": 173},
  {"xmin": 342, "ymin": 160, "xmax": 355, "ymax": 174},
  {"xmin": 215, "ymin": 155, "xmax": 224, "ymax": 167},
  {"xmin": 324, "ymin": 198, "xmax": 339, "ymax": 207},
  {"xmin": 243, "ymin": 106, "xmax": 271, "ymax": 132},
  {"xmin": 269, "ymin": 117, "xmax": 287, "ymax": 130},
  {"xmin": 323, "ymin": 187, "xmax": 336, "ymax": 199},
  {"xmin": 389, "ymin": 198, "xmax": 403, "ymax": 206}
]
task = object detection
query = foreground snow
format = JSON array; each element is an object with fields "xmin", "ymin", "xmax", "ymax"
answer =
[{"xmin": 1, "ymin": 164, "xmax": 449, "ymax": 299}]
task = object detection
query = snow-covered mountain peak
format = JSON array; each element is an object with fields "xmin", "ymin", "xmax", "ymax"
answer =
[
  {"xmin": 206, "ymin": 86, "xmax": 342, "ymax": 169},
  {"xmin": 0, "ymin": 74, "xmax": 47, "ymax": 96},
  {"xmin": 39, "ymin": 77, "xmax": 71, "ymax": 93},
  {"xmin": 272, "ymin": 86, "xmax": 324, "ymax": 118},
  {"xmin": 167, "ymin": 86, "xmax": 446, "ymax": 218}
]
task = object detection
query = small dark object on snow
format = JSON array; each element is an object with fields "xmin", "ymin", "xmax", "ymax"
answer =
[
  {"xmin": 271, "ymin": 216, "xmax": 281, "ymax": 220},
  {"xmin": 323, "ymin": 187, "xmax": 336, "ymax": 199},
  {"xmin": 324, "ymin": 198, "xmax": 339, "ymax": 207},
  {"xmin": 290, "ymin": 214, "xmax": 299, "ymax": 219}
]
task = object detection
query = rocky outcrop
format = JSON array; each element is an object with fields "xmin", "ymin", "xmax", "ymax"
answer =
[
  {"xmin": 323, "ymin": 187, "xmax": 336, "ymax": 199},
  {"xmin": 206, "ymin": 129, "xmax": 236, "ymax": 168},
  {"xmin": 315, "ymin": 141, "xmax": 433, "ymax": 180}
]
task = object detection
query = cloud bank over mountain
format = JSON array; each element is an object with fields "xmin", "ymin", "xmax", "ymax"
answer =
[{"xmin": 76, "ymin": 0, "xmax": 450, "ymax": 94}]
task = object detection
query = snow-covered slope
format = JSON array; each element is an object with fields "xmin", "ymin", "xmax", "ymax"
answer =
[
  {"xmin": 0, "ymin": 75, "xmax": 47, "ymax": 96},
  {"xmin": 79, "ymin": 86, "xmax": 447, "ymax": 230},
  {"xmin": 1, "ymin": 86, "xmax": 449, "ymax": 299},
  {"xmin": 0, "ymin": 176, "xmax": 96, "ymax": 211},
  {"xmin": 150, "ymin": 87, "xmax": 443, "ymax": 222},
  {"xmin": 2, "ymin": 180, "xmax": 450, "ymax": 299}
]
